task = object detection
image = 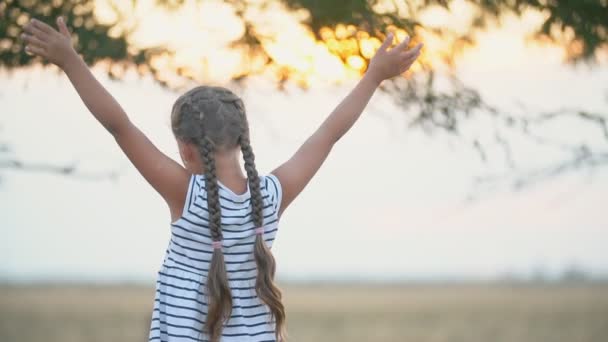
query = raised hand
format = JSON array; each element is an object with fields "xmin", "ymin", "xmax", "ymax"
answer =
[
  {"xmin": 366, "ymin": 32, "xmax": 423, "ymax": 84},
  {"xmin": 22, "ymin": 17, "xmax": 77, "ymax": 69}
]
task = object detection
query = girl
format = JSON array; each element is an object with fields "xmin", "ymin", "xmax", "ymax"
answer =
[{"xmin": 21, "ymin": 16, "xmax": 422, "ymax": 342}]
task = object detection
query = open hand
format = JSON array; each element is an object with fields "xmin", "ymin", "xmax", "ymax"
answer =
[
  {"xmin": 22, "ymin": 17, "xmax": 77, "ymax": 69},
  {"xmin": 366, "ymin": 32, "xmax": 423, "ymax": 83}
]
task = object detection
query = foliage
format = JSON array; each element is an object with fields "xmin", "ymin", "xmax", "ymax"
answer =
[
  {"xmin": 1, "ymin": 0, "xmax": 607, "ymax": 193},
  {"xmin": 2, "ymin": 1, "xmax": 606, "ymax": 75},
  {"xmin": 1, "ymin": 0, "xmax": 148, "ymax": 72}
]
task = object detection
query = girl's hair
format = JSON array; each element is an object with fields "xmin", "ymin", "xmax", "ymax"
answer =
[{"xmin": 170, "ymin": 86, "xmax": 286, "ymax": 342}]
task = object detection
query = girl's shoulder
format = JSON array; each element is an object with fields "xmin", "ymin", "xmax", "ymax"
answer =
[
  {"xmin": 187, "ymin": 173, "xmax": 282, "ymax": 210},
  {"xmin": 262, "ymin": 173, "xmax": 282, "ymax": 213}
]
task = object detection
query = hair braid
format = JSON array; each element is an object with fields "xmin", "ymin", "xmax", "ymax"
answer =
[
  {"xmin": 239, "ymin": 132, "xmax": 287, "ymax": 341},
  {"xmin": 200, "ymin": 137, "xmax": 222, "ymax": 240},
  {"xmin": 200, "ymin": 137, "xmax": 232, "ymax": 342},
  {"xmin": 241, "ymin": 136, "xmax": 264, "ymax": 227}
]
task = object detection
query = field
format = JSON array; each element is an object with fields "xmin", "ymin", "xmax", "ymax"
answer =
[{"xmin": 1, "ymin": 284, "xmax": 607, "ymax": 342}]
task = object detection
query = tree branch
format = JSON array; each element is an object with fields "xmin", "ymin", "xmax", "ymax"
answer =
[{"xmin": 0, "ymin": 158, "xmax": 119, "ymax": 181}]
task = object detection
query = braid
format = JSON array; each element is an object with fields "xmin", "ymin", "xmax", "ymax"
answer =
[
  {"xmin": 199, "ymin": 137, "xmax": 232, "ymax": 342},
  {"xmin": 200, "ymin": 137, "xmax": 222, "ymax": 240},
  {"xmin": 241, "ymin": 134, "xmax": 264, "ymax": 227},
  {"xmin": 239, "ymin": 132, "xmax": 287, "ymax": 341}
]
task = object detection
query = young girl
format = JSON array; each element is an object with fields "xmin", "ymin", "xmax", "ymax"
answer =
[{"xmin": 22, "ymin": 16, "xmax": 422, "ymax": 342}]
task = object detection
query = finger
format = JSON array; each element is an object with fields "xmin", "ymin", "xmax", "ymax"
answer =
[
  {"xmin": 25, "ymin": 44, "xmax": 47, "ymax": 57},
  {"xmin": 401, "ymin": 42, "xmax": 423, "ymax": 60},
  {"xmin": 31, "ymin": 19, "xmax": 56, "ymax": 34},
  {"xmin": 401, "ymin": 49, "xmax": 421, "ymax": 67},
  {"xmin": 378, "ymin": 32, "xmax": 394, "ymax": 52},
  {"xmin": 394, "ymin": 35, "xmax": 411, "ymax": 51},
  {"xmin": 21, "ymin": 33, "xmax": 47, "ymax": 48},
  {"xmin": 57, "ymin": 17, "xmax": 70, "ymax": 38},
  {"xmin": 24, "ymin": 22, "xmax": 49, "ymax": 40},
  {"xmin": 400, "ymin": 53, "xmax": 420, "ymax": 71}
]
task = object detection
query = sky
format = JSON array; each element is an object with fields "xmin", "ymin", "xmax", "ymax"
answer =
[{"xmin": 1, "ymin": 2, "xmax": 607, "ymax": 283}]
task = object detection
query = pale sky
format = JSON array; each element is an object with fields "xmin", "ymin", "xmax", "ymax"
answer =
[{"xmin": 1, "ymin": 5, "xmax": 607, "ymax": 283}]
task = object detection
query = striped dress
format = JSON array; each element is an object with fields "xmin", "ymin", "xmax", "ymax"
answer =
[{"xmin": 149, "ymin": 173, "xmax": 282, "ymax": 342}]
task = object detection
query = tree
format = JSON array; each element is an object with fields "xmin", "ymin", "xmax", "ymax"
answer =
[{"xmin": 1, "ymin": 0, "xmax": 607, "ymax": 197}]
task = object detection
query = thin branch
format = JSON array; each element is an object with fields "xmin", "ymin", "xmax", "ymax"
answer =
[
  {"xmin": 0, "ymin": 159, "xmax": 119, "ymax": 181},
  {"xmin": 470, "ymin": 149, "xmax": 608, "ymax": 195},
  {"xmin": 527, "ymin": 109, "xmax": 608, "ymax": 141},
  {"xmin": 379, "ymin": 72, "xmax": 608, "ymax": 202}
]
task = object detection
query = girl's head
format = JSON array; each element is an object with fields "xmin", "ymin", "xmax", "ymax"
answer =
[
  {"xmin": 170, "ymin": 86, "xmax": 286, "ymax": 341},
  {"xmin": 171, "ymin": 86, "xmax": 244, "ymax": 170}
]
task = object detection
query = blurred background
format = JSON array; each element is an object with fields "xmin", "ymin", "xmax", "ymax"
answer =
[{"xmin": 1, "ymin": 0, "xmax": 607, "ymax": 341}]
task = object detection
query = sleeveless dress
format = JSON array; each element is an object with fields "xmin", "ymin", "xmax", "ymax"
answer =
[{"xmin": 148, "ymin": 173, "xmax": 282, "ymax": 342}]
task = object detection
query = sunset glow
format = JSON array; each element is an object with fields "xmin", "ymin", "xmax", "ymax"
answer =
[{"xmin": 91, "ymin": 0, "xmax": 567, "ymax": 86}]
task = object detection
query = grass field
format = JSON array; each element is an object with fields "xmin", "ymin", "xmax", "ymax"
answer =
[{"xmin": 1, "ymin": 284, "xmax": 607, "ymax": 342}]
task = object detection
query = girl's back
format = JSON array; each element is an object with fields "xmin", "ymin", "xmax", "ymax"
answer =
[{"xmin": 151, "ymin": 174, "xmax": 282, "ymax": 341}]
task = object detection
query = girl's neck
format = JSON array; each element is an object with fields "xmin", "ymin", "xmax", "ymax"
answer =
[{"xmin": 213, "ymin": 150, "xmax": 248, "ymax": 195}]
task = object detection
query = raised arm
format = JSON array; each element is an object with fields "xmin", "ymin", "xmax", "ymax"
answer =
[
  {"xmin": 272, "ymin": 32, "xmax": 423, "ymax": 216},
  {"xmin": 22, "ymin": 17, "xmax": 190, "ymax": 221}
]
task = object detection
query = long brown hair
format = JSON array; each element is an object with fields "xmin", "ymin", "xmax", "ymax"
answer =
[{"xmin": 170, "ymin": 86, "xmax": 286, "ymax": 341}]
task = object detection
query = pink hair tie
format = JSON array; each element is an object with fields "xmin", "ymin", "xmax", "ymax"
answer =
[
  {"xmin": 255, "ymin": 226, "xmax": 265, "ymax": 235},
  {"xmin": 212, "ymin": 241, "xmax": 223, "ymax": 250}
]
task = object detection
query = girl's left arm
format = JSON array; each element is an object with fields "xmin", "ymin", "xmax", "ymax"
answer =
[
  {"xmin": 22, "ymin": 17, "xmax": 190, "ymax": 221},
  {"xmin": 271, "ymin": 33, "xmax": 422, "ymax": 217}
]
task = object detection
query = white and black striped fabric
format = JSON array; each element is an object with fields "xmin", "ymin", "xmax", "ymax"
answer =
[{"xmin": 148, "ymin": 173, "xmax": 282, "ymax": 342}]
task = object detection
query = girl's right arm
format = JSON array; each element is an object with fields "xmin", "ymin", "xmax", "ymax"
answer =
[
  {"xmin": 22, "ymin": 17, "xmax": 190, "ymax": 221},
  {"xmin": 272, "ymin": 32, "xmax": 423, "ymax": 217}
]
